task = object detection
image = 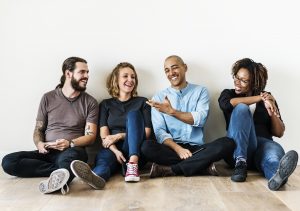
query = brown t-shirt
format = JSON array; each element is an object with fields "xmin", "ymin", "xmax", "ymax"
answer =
[{"xmin": 36, "ymin": 88, "xmax": 99, "ymax": 142}]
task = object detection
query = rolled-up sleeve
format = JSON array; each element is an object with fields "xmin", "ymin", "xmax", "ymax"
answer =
[
  {"xmin": 151, "ymin": 95, "xmax": 172, "ymax": 144},
  {"xmin": 191, "ymin": 87, "xmax": 210, "ymax": 127}
]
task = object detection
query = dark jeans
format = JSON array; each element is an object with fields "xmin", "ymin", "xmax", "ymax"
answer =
[
  {"xmin": 141, "ymin": 137, "xmax": 235, "ymax": 176},
  {"xmin": 1, "ymin": 147, "xmax": 87, "ymax": 183},
  {"xmin": 93, "ymin": 110, "xmax": 147, "ymax": 181}
]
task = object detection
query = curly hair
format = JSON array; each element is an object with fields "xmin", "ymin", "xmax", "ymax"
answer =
[
  {"xmin": 232, "ymin": 58, "xmax": 268, "ymax": 95},
  {"xmin": 106, "ymin": 62, "xmax": 138, "ymax": 98}
]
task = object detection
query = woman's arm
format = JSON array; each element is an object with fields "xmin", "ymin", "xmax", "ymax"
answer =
[
  {"xmin": 261, "ymin": 93, "xmax": 285, "ymax": 137},
  {"xmin": 100, "ymin": 126, "xmax": 125, "ymax": 148},
  {"xmin": 230, "ymin": 95, "xmax": 262, "ymax": 107}
]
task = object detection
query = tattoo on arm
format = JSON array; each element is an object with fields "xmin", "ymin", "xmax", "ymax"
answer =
[
  {"xmin": 33, "ymin": 121, "xmax": 46, "ymax": 146},
  {"xmin": 85, "ymin": 124, "xmax": 94, "ymax": 136}
]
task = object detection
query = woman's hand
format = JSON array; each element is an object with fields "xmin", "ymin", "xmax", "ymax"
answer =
[
  {"xmin": 113, "ymin": 149, "xmax": 126, "ymax": 164},
  {"xmin": 261, "ymin": 92, "xmax": 280, "ymax": 117},
  {"xmin": 102, "ymin": 134, "xmax": 122, "ymax": 148}
]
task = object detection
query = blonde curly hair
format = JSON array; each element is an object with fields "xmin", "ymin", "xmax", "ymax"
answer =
[{"xmin": 106, "ymin": 62, "xmax": 138, "ymax": 98}]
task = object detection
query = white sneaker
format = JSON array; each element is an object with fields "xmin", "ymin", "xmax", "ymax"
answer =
[
  {"xmin": 71, "ymin": 160, "xmax": 105, "ymax": 189},
  {"xmin": 39, "ymin": 168, "xmax": 70, "ymax": 195}
]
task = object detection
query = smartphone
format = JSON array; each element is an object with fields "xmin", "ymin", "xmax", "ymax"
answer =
[{"xmin": 192, "ymin": 147, "xmax": 205, "ymax": 155}]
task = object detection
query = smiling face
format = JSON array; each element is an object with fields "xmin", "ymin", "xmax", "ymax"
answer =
[
  {"xmin": 164, "ymin": 56, "xmax": 187, "ymax": 90},
  {"xmin": 233, "ymin": 67, "xmax": 251, "ymax": 95},
  {"xmin": 70, "ymin": 62, "xmax": 89, "ymax": 91},
  {"xmin": 117, "ymin": 67, "xmax": 136, "ymax": 96}
]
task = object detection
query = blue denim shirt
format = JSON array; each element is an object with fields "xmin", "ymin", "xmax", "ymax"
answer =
[{"xmin": 152, "ymin": 83, "xmax": 210, "ymax": 146}]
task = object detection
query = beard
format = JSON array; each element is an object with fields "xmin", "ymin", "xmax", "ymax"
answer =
[{"xmin": 71, "ymin": 76, "xmax": 87, "ymax": 92}]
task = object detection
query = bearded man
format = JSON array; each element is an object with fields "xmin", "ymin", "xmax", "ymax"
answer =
[{"xmin": 1, "ymin": 57, "xmax": 98, "ymax": 195}]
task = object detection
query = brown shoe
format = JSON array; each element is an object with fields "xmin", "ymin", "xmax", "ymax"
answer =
[
  {"xmin": 207, "ymin": 163, "xmax": 219, "ymax": 176},
  {"xmin": 149, "ymin": 163, "xmax": 176, "ymax": 178},
  {"xmin": 207, "ymin": 162, "xmax": 233, "ymax": 176}
]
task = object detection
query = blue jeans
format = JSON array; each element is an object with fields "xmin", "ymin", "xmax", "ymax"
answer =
[
  {"xmin": 227, "ymin": 103, "xmax": 257, "ymax": 164},
  {"xmin": 254, "ymin": 137, "xmax": 285, "ymax": 180},
  {"xmin": 227, "ymin": 103, "xmax": 285, "ymax": 179},
  {"xmin": 93, "ymin": 110, "xmax": 146, "ymax": 181}
]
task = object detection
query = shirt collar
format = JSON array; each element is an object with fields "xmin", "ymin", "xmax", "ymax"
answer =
[{"xmin": 168, "ymin": 82, "xmax": 191, "ymax": 96}]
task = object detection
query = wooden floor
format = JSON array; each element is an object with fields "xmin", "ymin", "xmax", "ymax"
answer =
[{"xmin": 0, "ymin": 166, "xmax": 300, "ymax": 211}]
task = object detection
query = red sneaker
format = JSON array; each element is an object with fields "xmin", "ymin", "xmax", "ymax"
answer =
[{"xmin": 125, "ymin": 162, "xmax": 140, "ymax": 182}]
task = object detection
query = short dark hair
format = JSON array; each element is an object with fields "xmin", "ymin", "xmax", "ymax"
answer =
[
  {"xmin": 106, "ymin": 62, "xmax": 138, "ymax": 98},
  {"xmin": 165, "ymin": 55, "xmax": 185, "ymax": 65},
  {"xmin": 232, "ymin": 58, "xmax": 268, "ymax": 95},
  {"xmin": 56, "ymin": 57, "xmax": 87, "ymax": 88}
]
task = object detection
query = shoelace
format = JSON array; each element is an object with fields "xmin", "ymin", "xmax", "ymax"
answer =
[
  {"xmin": 61, "ymin": 184, "xmax": 69, "ymax": 195},
  {"xmin": 126, "ymin": 163, "xmax": 138, "ymax": 176},
  {"xmin": 234, "ymin": 162, "xmax": 247, "ymax": 174}
]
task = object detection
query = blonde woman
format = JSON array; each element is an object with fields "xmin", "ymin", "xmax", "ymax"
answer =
[{"xmin": 71, "ymin": 62, "xmax": 151, "ymax": 188}]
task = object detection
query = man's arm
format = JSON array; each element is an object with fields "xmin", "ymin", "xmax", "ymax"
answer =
[
  {"xmin": 163, "ymin": 138, "xmax": 192, "ymax": 159},
  {"xmin": 147, "ymin": 96, "xmax": 194, "ymax": 125},
  {"xmin": 47, "ymin": 122, "xmax": 98, "ymax": 151},
  {"xmin": 71, "ymin": 122, "xmax": 97, "ymax": 146},
  {"xmin": 33, "ymin": 120, "xmax": 48, "ymax": 153},
  {"xmin": 149, "ymin": 98, "xmax": 192, "ymax": 159}
]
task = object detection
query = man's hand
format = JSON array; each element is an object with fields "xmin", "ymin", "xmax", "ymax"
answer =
[
  {"xmin": 45, "ymin": 139, "xmax": 70, "ymax": 151},
  {"xmin": 37, "ymin": 142, "xmax": 49, "ymax": 154},
  {"xmin": 147, "ymin": 96, "xmax": 175, "ymax": 115},
  {"xmin": 102, "ymin": 134, "xmax": 121, "ymax": 148},
  {"xmin": 175, "ymin": 146, "xmax": 192, "ymax": 160}
]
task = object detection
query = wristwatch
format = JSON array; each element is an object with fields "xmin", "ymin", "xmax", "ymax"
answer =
[{"xmin": 69, "ymin": 140, "xmax": 75, "ymax": 148}]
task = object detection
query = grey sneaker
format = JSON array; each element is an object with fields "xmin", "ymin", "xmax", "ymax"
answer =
[
  {"xmin": 71, "ymin": 160, "xmax": 105, "ymax": 189},
  {"xmin": 39, "ymin": 168, "xmax": 70, "ymax": 195},
  {"xmin": 268, "ymin": 150, "xmax": 298, "ymax": 191}
]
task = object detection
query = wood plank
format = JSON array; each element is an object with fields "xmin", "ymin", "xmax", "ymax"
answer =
[{"xmin": 0, "ymin": 167, "xmax": 299, "ymax": 210}]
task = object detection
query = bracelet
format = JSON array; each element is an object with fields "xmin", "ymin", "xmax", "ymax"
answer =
[{"xmin": 69, "ymin": 140, "xmax": 75, "ymax": 148}]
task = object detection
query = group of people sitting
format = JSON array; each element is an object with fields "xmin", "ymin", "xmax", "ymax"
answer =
[{"xmin": 1, "ymin": 55, "xmax": 298, "ymax": 195}]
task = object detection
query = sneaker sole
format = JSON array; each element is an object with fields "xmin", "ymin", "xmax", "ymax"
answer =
[
  {"xmin": 149, "ymin": 163, "xmax": 157, "ymax": 178},
  {"xmin": 231, "ymin": 175, "xmax": 247, "ymax": 182},
  {"xmin": 125, "ymin": 175, "xmax": 140, "ymax": 182},
  {"xmin": 268, "ymin": 150, "xmax": 298, "ymax": 191},
  {"xmin": 71, "ymin": 160, "xmax": 105, "ymax": 190},
  {"xmin": 39, "ymin": 168, "xmax": 70, "ymax": 194}
]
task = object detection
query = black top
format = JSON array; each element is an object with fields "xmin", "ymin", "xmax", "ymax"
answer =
[
  {"xmin": 218, "ymin": 89, "xmax": 283, "ymax": 140},
  {"xmin": 99, "ymin": 96, "xmax": 152, "ymax": 135}
]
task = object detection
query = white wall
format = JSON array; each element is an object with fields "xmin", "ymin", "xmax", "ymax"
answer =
[{"xmin": 1, "ymin": 0, "xmax": 299, "ymax": 158}]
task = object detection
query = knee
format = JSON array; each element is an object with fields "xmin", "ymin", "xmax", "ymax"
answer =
[
  {"xmin": 127, "ymin": 110, "xmax": 142, "ymax": 121},
  {"xmin": 2, "ymin": 154, "xmax": 16, "ymax": 175},
  {"xmin": 214, "ymin": 137, "xmax": 236, "ymax": 152},
  {"xmin": 57, "ymin": 148, "xmax": 87, "ymax": 166},
  {"xmin": 233, "ymin": 103, "xmax": 250, "ymax": 114}
]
